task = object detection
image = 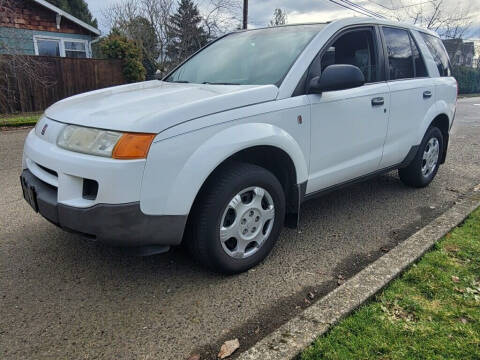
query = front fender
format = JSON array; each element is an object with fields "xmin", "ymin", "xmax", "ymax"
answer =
[{"xmin": 140, "ymin": 122, "xmax": 308, "ymax": 215}]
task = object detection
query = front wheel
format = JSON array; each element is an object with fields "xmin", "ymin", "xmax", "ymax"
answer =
[
  {"xmin": 399, "ymin": 126, "xmax": 444, "ymax": 188},
  {"xmin": 187, "ymin": 162, "xmax": 286, "ymax": 274}
]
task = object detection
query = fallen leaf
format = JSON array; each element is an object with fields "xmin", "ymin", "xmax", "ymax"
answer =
[
  {"xmin": 307, "ymin": 292, "xmax": 315, "ymax": 300},
  {"xmin": 218, "ymin": 339, "xmax": 239, "ymax": 359},
  {"xmin": 187, "ymin": 355, "xmax": 200, "ymax": 360},
  {"xmin": 452, "ymin": 276, "xmax": 460, "ymax": 283},
  {"xmin": 337, "ymin": 279, "xmax": 345, "ymax": 286},
  {"xmin": 459, "ymin": 318, "xmax": 468, "ymax": 324}
]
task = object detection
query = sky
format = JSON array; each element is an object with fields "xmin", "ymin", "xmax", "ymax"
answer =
[{"xmin": 85, "ymin": 0, "xmax": 480, "ymax": 38}]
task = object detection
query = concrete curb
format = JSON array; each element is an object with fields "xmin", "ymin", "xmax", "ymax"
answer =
[{"xmin": 237, "ymin": 191, "xmax": 480, "ymax": 360}]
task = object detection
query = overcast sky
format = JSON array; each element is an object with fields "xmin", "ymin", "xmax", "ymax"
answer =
[{"xmin": 85, "ymin": 0, "xmax": 480, "ymax": 38}]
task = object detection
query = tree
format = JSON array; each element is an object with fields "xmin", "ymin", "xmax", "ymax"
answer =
[
  {"xmin": 116, "ymin": 16, "xmax": 160, "ymax": 79},
  {"xmin": 46, "ymin": 0, "xmax": 98, "ymax": 28},
  {"xmin": 386, "ymin": 0, "xmax": 472, "ymax": 39},
  {"xmin": 166, "ymin": 0, "xmax": 208, "ymax": 66},
  {"xmin": 102, "ymin": 0, "xmax": 239, "ymax": 75},
  {"xmin": 99, "ymin": 34, "xmax": 146, "ymax": 83},
  {"xmin": 269, "ymin": 8, "xmax": 287, "ymax": 27}
]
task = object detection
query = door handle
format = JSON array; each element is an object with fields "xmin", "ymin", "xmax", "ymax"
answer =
[
  {"xmin": 371, "ymin": 97, "xmax": 384, "ymax": 106},
  {"xmin": 423, "ymin": 90, "xmax": 432, "ymax": 98}
]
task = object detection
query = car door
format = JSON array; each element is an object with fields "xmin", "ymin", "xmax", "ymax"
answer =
[
  {"xmin": 379, "ymin": 26, "xmax": 435, "ymax": 168},
  {"xmin": 306, "ymin": 26, "xmax": 390, "ymax": 194}
]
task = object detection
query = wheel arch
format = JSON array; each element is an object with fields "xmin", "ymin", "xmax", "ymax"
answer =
[
  {"xmin": 186, "ymin": 144, "xmax": 304, "ymax": 233},
  {"xmin": 141, "ymin": 122, "xmax": 308, "ymax": 219}
]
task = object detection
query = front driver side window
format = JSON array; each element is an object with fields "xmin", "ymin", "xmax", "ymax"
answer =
[{"xmin": 316, "ymin": 29, "xmax": 378, "ymax": 83}]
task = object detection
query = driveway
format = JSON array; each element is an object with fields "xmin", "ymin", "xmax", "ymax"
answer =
[{"xmin": 1, "ymin": 97, "xmax": 480, "ymax": 360}]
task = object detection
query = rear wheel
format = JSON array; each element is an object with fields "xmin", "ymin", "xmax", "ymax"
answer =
[
  {"xmin": 399, "ymin": 126, "xmax": 443, "ymax": 188},
  {"xmin": 187, "ymin": 162, "xmax": 285, "ymax": 274}
]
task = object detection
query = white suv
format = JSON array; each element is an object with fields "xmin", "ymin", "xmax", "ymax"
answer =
[{"xmin": 21, "ymin": 18, "xmax": 457, "ymax": 273}]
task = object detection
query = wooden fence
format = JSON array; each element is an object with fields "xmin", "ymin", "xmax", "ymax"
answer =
[{"xmin": 0, "ymin": 55, "xmax": 126, "ymax": 114}]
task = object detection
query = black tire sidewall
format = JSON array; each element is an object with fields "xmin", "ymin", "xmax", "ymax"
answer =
[
  {"xmin": 409, "ymin": 127, "xmax": 444, "ymax": 187},
  {"xmin": 196, "ymin": 164, "xmax": 286, "ymax": 274}
]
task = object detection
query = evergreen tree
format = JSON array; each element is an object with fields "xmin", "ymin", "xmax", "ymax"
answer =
[
  {"xmin": 166, "ymin": 0, "xmax": 207, "ymax": 66},
  {"xmin": 269, "ymin": 8, "xmax": 287, "ymax": 27},
  {"xmin": 46, "ymin": 0, "xmax": 98, "ymax": 28}
]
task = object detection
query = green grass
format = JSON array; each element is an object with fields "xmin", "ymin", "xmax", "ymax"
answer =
[
  {"xmin": 301, "ymin": 208, "xmax": 480, "ymax": 360},
  {"xmin": 0, "ymin": 112, "xmax": 42, "ymax": 127}
]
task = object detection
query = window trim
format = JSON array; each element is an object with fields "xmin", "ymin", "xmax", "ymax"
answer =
[
  {"xmin": 293, "ymin": 24, "xmax": 385, "ymax": 97},
  {"xmin": 33, "ymin": 35, "xmax": 90, "ymax": 58}
]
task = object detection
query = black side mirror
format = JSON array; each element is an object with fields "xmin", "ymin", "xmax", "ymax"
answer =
[{"xmin": 308, "ymin": 64, "xmax": 366, "ymax": 94}]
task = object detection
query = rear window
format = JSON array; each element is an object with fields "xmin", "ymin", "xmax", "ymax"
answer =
[{"xmin": 420, "ymin": 33, "xmax": 452, "ymax": 77}]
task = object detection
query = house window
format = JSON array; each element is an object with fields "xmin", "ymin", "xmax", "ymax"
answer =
[
  {"xmin": 64, "ymin": 41, "xmax": 87, "ymax": 58},
  {"xmin": 34, "ymin": 36, "xmax": 90, "ymax": 58},
  {"xmin": 36, "ymin": 38, "xmax": 61, "ymax": 56}
]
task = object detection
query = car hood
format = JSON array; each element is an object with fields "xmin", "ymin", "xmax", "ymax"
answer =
[{"xmin": 45, "ymin": 81, "xmax": 279, "ymax": 133}]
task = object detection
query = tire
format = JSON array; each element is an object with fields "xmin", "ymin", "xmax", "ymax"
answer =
[
  {"xmin": 399, "ymin": 126, "xmax": 444, "ymax": 188},
  {"xmin": 187, "ymin": 162, "xmax": 286, "ymax": 274}
]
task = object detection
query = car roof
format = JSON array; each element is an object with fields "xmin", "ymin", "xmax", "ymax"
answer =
[{"xmin": 241, "ymin": 17, "xmax": 439, "ymax": 38}]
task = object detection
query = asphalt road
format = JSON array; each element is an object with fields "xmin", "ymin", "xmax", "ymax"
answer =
[{"xmin": 1, "ymin": 98, "xmax": 480, "ymax": 360}]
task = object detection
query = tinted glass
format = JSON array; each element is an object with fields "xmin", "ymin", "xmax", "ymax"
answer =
[
  {"xmin": 421, "ymin": 33, "xmax": 451, "ymax": 77},
  {"xmin": 65, "ymin": 41, "xmax": 86, "ymax": 51},
  {"xmin": 383, "ymin": 27, "xmax": 414, "ymax": 80},
  {"xmin": 318, "ymin": 29, "xmax": 377, "ymax": 82},
  {"xmin": 37, "ymin": 39, "xmax": 60, "ymax": 57},
  {"xmin": 410, "ymin": 35, "xmax": 428, "ymax": 77},
  {"xmin": 166, "ymin": 25, "xmax": 324, "ymax": 85}
]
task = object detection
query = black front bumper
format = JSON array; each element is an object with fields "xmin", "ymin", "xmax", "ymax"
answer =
[{"xmin": 20, "ymin": 169, "xmax": 187, "ymax": 247}]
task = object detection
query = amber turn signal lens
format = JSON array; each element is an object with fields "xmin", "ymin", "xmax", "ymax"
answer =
[{"xmin": 112, "ymin": 133, "xmax": 155, "ymax": 159}]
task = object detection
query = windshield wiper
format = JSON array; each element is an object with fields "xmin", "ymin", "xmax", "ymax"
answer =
[
  {"xmin": 166, "ymin": 80, "xmax": 190, "ymax": 83},
  {"xmin": 202, "ymin": 82, "xmax": 240, "ymax": 85}
]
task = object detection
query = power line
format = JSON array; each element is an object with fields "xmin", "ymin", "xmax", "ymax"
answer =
[
  {"xmin": 326, "ymin": 0, "xmax": 377, "ymax": 18},
  {"xmin": 364, "ymin": 0, "xmax": 432, "ymax": 11},
  {"xmin": 326, "ymin": 0, "xmax": 386, "ymax": 19},
  {"xmin": 339, "ymin": 0, "xmax": 388, "ymax": 18}
]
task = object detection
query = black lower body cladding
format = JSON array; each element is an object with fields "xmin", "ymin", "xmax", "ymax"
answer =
[{"xmin": 20, "ymin": 169, "xmax": 187, "ymax": 247}]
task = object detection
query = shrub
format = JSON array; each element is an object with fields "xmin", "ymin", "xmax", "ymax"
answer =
[
  {"xmin": 99, "ymin": 35, "xmax": 146, "ymax": 83},
  {"xmin": 452, "ymin": 66, "xmax": 480, "ymax": 94}
]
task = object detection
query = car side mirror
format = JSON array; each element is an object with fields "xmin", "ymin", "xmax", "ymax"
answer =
[{"xmin": 308, "ymin": 64, "xmax": 366, "ymax": 94}]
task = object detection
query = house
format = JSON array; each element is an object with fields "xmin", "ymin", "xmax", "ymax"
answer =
[
  {"xmin": 0, "ymin": 0, "xmax": 100, "ymax": 58},
  {"xmin": 442, "ymin": 39, "xmax": 475, "ymax": 67}
]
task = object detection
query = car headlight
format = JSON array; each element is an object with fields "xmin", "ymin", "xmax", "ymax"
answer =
[{"xmin": 57, "ymin": 125, "xmax": 155, "ymax": 159}]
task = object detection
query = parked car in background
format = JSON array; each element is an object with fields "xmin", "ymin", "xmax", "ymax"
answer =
[{"xmin": 21, "ymin": 17, "xmax": 457, "ymax": 274}]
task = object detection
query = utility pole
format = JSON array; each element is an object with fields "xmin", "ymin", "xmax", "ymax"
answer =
[{"xmin": 242, "ymin": 0, "xmax": 248, "ymax": 29}]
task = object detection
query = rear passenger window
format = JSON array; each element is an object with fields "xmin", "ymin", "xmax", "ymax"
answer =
[
  {"xmin": 383, "ymin": 27, "xmax": 414, "ymax": 80},
  {"xmin": 420, "ymin": 33, "xmax": 452, "ymax": 77},
  {"xmin": 410, "ymin": 35, "xmax": 428, "ymax": 77}
]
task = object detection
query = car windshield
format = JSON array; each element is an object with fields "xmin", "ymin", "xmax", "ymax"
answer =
[{"xmin": 165, "ymin": 25, "xmax": 324, "ymax": 86}]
